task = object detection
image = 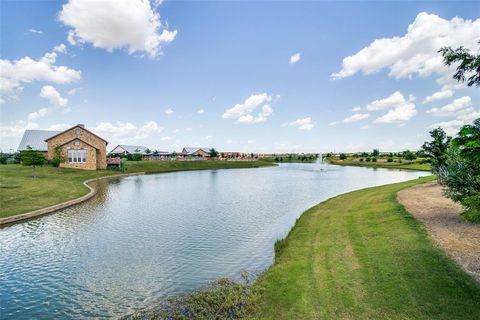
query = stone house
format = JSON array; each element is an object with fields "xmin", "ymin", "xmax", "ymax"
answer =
[
  {"xmin": 45, "ymin": 124, "xmax": 108, "ymax": 170},
  {"xmin": 18, "ymin": 124, "xmax": 108, "ymax": 170}
]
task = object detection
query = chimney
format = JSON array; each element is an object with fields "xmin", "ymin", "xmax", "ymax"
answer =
[{"xmin": 78, "ymin": 124, "xmax": 85, "ymax": 128}]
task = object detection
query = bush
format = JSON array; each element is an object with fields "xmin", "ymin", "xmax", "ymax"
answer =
[
  {"xmin": 127, "ymin": 153, "xmax": 143, "ymax": 161},
  {"xmin": 359, "ymin": 158, "xmax": 364, "ymax": 162},
  {"xmin": 437, "ymin": 118, "xmax": 480, "ymax": 222},
  {"xmin": 403, "ymin": 150, "xmax": 417, "ymax": 160},
  {"xmin": 366, "ymin": 157, "xmax": 371, "ymax": 162},
  {"xmin": 372, "ymin": 157, "xmax": 377, "ymax": 162},
  {"xmin": 387, "ymin": 157, "xmax": 393, "ymax": 162},
  {"xmin": 339, "ymin": 153, "xmax": 347, "ymax": 160},
  {"xmin": 0, "ymin": 153, "xmax": 7, "ymax": 164},
  {"xmin": 125, "ymin": 274, "xmax": 259, "ymax": 319}
]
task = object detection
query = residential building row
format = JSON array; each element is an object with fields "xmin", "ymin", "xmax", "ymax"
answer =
[{"xmin": 17, "ymin": 125, "xmax": 266, "ymax": 170}]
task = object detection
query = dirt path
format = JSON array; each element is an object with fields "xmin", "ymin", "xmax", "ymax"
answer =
[{"xmin": 397, "ymin": 181, "xmax": 480, "ymax": 283}]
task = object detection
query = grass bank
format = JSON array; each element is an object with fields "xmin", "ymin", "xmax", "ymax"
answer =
[
  {"xmin": 253, "ymin": 176, "xmax": 480, "ymax": 319},
  {"xmin": 0, "ymin": 159, "xmax": 274, "ymax": 219},
  {"xmin": 329, "ymin": 158, "xmax": 431, "ymax": 171}
]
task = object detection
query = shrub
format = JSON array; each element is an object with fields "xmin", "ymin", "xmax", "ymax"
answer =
[
  {"xmin": 387, "ymin": 157, "xmax": 393, "ymax": 162},
  {"xmin": 359, "ymin": 158, "xmax": 364, "ymax": 162},
  {"xmin": 0, "ymin": 153, "xmax": 7, "ymax": 164},
  {"xmin": 127, "ymin": 153, "xmax": 143, "ymax": 161},
  {"xmin": 366, "ymin": 157, "xmax": 371, "ymax": 162},
  {"xmin": 372, "ymin": 149, "xmax": 380, "ymax": 157},
  {"xmin": 339, "ymin": 153, "xmax": 347, "ymax": 160},
  {"xmin": 403, "ymin": 150, "xmax": 417, "ymax": 160},
  {"xmin": 437, "ymin": 118, "xmax": 480, "ymax": 222},
  {"xmin": 422, "ymin": 127, "xmax": 451, "ymax": 172},
  {"xmin": 126, "ymin": 274, "xmax": 259, "ymax": 319},
  {"xmin": 372, "ymin": 157, "xmax": 377, "ymax": 162}
]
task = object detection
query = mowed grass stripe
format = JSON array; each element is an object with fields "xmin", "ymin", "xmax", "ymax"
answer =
[{"xmin": 253, "ymin": 176, "xmax": 480, "ymax": 319}]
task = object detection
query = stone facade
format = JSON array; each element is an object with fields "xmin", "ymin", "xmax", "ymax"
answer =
[{"xmin": 46, "ymin": 125, "xmax": 108, "ymax": 170}]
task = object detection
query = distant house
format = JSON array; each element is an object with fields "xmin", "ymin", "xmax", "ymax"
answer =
[
  {"xmin": 18, "ymin": 124, "xmax": 108, "ymax": 170},
  {"xmin": 181, "ymin": 147, "xmax": 212, "ymax": 158},
  {"xmin": 109, "ymin": 145, "xmax": 150, "ymax": 156}
]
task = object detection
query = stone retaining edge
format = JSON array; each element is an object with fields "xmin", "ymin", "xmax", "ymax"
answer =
[{"xmin": 0, "ymin": 172, "xmax": 145, "ymax": 226}]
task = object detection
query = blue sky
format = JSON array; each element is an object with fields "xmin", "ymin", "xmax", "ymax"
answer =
[{"xmin": 1, "ymin": 0, "xmax": 479, "ymax": 153}]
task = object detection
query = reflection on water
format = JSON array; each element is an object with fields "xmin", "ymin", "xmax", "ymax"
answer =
[{"xmin": 0, "ymin": 163, "xmax": 427, "ymax": 319}]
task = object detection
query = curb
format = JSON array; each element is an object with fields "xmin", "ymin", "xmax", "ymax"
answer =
[{"xmin": 0, "ymin": 172, "xmax": 145, "ymax": 226}]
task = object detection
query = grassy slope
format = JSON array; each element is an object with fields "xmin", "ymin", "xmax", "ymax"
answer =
[
  {"xmin": 253, "ymin": 176, "xmax": 480, "ymax": 319},
  {"xmin": 0, "ymin": 159, "xmax": 274, "ymax": 218},
  {"xmin": 329, "ymin": 159, "xmax": 431, "ymax": 171}
]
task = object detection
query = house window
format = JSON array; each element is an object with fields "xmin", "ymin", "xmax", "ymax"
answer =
[{"xmin": 68, "ymin": 149, "xmax": 87, "ymax": 163}]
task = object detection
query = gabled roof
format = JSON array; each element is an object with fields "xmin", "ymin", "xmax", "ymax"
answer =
[
  {"xmin": 57, "ymin": 137, "xmax": 100, "ymax": 150},
  {"xmin": 45, "ymin": 124, "xmax": 108, "ymax": 144},
  {"xmin": 182, "ymin": 147, "xmax": 212, "ymax": 154},
  {"xmin": 110, "ymin": 145, "xmax": 150, "ymax": 154},
  {"xmin": 18, "ymin": 130, "xmax": 61, "ymax": 151}
]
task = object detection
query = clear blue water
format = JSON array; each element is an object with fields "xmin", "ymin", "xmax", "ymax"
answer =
[{"xmin": 0, "ymin": 163, "xmax": 427, "ymax": 319}]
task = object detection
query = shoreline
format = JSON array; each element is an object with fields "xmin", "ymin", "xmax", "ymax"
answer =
[
  {"xmin": 327, "ymin": 159, "xmax": 431, "ymax": 171},
  {"xmin": 251, "ymin": 175, "xmax": 480, "ymax": 318},
  {"xmin": 0, "ymin": 172, "xmax": 145, "ymax": 226},
  {"xmin": 0, "ymin": 160, "xmax": 276, "ymax": 226}
]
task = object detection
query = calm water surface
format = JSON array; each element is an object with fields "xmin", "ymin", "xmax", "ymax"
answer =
[{"xmin": 0, "ymin": 163, "xmax": 427, "ymax": 318}]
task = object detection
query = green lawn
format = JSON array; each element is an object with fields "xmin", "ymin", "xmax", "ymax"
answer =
[
  {"xmin": 253, "ymin": 176, "xmax": 480, "ymax": 319},
  {"xmin": 0, "ymin": 159, "xmax": 274, "ymax": 218},
  {"xmin": 329, "ymin": 159, "xmax": 431, "ymax": 171}
]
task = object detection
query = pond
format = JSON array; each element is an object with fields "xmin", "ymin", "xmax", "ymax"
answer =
[{"xmin": 0, "ymin": 163, "xmax": 428, "ymax": 319}]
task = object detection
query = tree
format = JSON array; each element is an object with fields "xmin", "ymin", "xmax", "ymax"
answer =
[
  {"xmin": 422, "ymin": 128, "xmax": 451, "ymax": 173},
  {"xmin": 372, "ymin": 149, "xmax": 380, "ymax": 157},
  {"xmin": 145, "ymin": 148, "xmax": 151, "ymax": 154},
  {"xmin": 119, "ymin": 158, "xmax": 128, "ymax": 173},
  {"xmin": 438, "ymin": 118, "xmax": 480, "ymax": 222},
  {"xmin": 0, "ymin": 153, "xmax": 8, "ymax": 164},
  {"xmin": 50, "ymin": 145, "xmax": 65, "ymax": 171},
  {"xmin": 130, "ymin": 148, "xmax": 143, "ymax": 161},
  {"xmin": 339, "ymin": 153, "xmax": 347, "ymax": 160},
  {"xmin": 439, "ymin": 43, "xmax": 480, "ymax": 87},
  {"xmin": 20, "ymin": 146, "xmax": 45, "ymax": 178},
  {"xmin": 209, "ymin": 148, "xmax": 219, "ymax": 158},
  {"xmin": 403, "ymin": 150, "xmax": 417, "ymax": 161},
  {"xmin": 451, "ymin": 118, "xmax": 480, "ymax": 163}
]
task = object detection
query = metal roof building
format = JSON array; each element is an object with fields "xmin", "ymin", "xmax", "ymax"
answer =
[
  {"xmin": 109, "ymin": 145, "xmax": 150, "ymax": 155},
  {"xmin": 17, "ymin": 129, "xmax": 61, "ymax": 151}
]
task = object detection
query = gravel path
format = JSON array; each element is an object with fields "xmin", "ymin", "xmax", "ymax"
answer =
[{"xmin": 397, "ymin": 181, "xmax": 480, "ymax": 284}]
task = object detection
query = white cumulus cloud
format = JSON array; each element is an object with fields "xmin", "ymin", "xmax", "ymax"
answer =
[
  {"xmin": 197, "ymin": 108, "xmax": 205, "ymax": 114},
  {"xmin": 223, "ymin": 93, "xmax": 274, "ymax": 124},
  {"xmin": 366, "ymin": 91, "xmax": 408, "ymax": 111},
  {"xmin": 332, "ymin": 12, "xmax": 480, "ymax": 84},
  {"xmin": 0, "ymin": 51, "xmax": 81, "ymax": 103},
  {"xmin": 40, "ymin": 85, "xmax": 68, "ymax": 109},
  {"xmin": 286, "ymin": 117, "xmax": 315, "ymax": 130},
  {"xmin": 342, "ymin": 113, "xmax": 370, "ymax": 123},
  {"xmin": 92, "ymin": 120, "xmax": 162, "ymax": 141},
  {"xmin": 164, "ymin": 108, "xmax": 174, "ymax": 115},
  {"xmin": 373, "ymin": 101, "xmax": 417, "ymax": 124},
  {"xmin": 423, "ymin": 89, "xmax": 453, "ymax": 104},
  {"xmin": 59, "ymin": 0, "xmax": 177, "ymax": 58},
  {"xmin": 426, "ymin": 96, "xmax": 472, "ymax": 117},
  {"xmin": 430, "ymin": 109, "xmax": 480, "ymax": 135},
  {"xmin": 53, "ymin": 44, "xmax": 67, "ymax": 53},
  {"xmin": 27, "ymin": 108, "xmax": 49, "ymax": 121},
  {"xmin": 289, "ymin": 52, "xmax": 301, "ymax": 64}
]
